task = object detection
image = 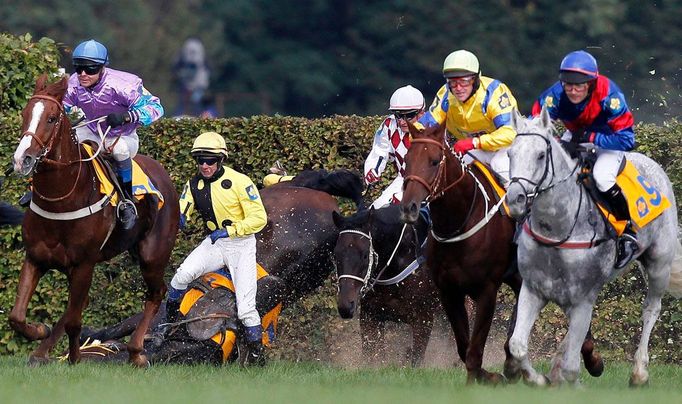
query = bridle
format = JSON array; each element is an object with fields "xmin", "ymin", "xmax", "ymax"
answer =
[
  {"xmin": 508, "ymin": 133, "xmax": 590, "ymax": 247},
  {"xmin": 403, "ymin": 137, "xmax": 467, "ymax": 203},
  {"xmin": 336, "ymin": 224, "xmax": 412, "ymax": 297},
  {"xmin": 21, "ymin": 94, "xmax": 84, "ymax": 202}
]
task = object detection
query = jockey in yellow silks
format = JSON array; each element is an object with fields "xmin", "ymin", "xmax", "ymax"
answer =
[
  {"xmin": 171, "ymin": 131, "xmax": 268, "ymax": 366},
  {"xmin": 415, "ymin": 50, "xmax": 518, "ymax": 184}
]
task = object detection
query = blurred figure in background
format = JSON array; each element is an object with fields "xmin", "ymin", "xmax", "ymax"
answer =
[{"xmin": 173, "ymin": 38, "xmax": 210, "ymax": 117}]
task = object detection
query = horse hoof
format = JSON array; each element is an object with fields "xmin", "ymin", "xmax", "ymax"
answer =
[
  {"xmin": 585, "ymin": 354, "xmax": 604, "ymax": 377},
  {"xmin": 27, "ymin": 354, "xmax": 52, "ymax": 367},
  {"xmin": 629, "ymin": 373, "xmax": 649, "ymax": 388},
  {"xmin": 130, "ymin": 354, "xmax": 150, "ymax": 368}
]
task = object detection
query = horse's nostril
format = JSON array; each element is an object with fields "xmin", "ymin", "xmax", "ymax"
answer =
[{"xmin": 516, "ymin": 194, "xmax": 525, "ymax": 204}]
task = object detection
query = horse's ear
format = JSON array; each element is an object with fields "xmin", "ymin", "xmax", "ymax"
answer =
[
  {"xmin": 35, "ymin": 74, "xmax": 49, "ymax": 92},
  {"xmin": 510, "ymin": 108, "xmax": 523, "ymax": 132},
  {"xmin": 48, "ymin": 76, "xmax": 69, "ymax": 101},
  {"xmin": 332, "ymin": 210, "xmax": 345, "ymax": 229},
  {"xmin": 539, "ymin": 104, "xmax": 552, "ymax": 131}
]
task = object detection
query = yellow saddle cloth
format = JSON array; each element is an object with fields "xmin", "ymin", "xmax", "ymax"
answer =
[
  {"xmin": 179, "ymin": 264, "xmax": 282, "ymax": 363},
  {"xmin": 82, "ymin": 144, "xmax": 164, "ymax": 210},
  {"xmin": 596, "ymin": 160, "xmax": 671, "ymax": 235},
  {"xmin": 472, "ymin": 160, "xmax": 510, "ymax": 216}
]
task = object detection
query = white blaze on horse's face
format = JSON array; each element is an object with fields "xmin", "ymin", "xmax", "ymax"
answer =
[{"xmin": 14, "ymin": 100, "xmax": 45, "ymax": 174}]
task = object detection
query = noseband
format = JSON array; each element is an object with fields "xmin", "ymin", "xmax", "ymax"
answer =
[{"xmin": 403, "ymin": 137, "xmax": 467, "ymax": 202}]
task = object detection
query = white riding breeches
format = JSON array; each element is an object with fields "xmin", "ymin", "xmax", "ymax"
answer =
[
  {"xmin": 170, "ymin": 235, "xmax": 261, "ymax": 327},
  {"xmin": 76, "ymin": 126, "xmax": 139, "ymax": 162},
  {"xmin": 593, "ymin": 149, "xmax": 625, "ymax": 192},
  {"xmin": 467, "ymin": 147, "xmax": 510, "ymax": 186},
  {"xmin": 371, "ymin": 176, "xmax": 404, "ymax": 209}
]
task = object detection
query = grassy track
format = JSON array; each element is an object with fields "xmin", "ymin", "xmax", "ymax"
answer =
[{"xmin": 0, "ymin": 356, "xmax": 680, "ymax": 404}]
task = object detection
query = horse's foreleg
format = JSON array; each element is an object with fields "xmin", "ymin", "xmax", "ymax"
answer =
[
  {"xmin": 63, "ymin": 265, "xmax": 95, "ymax": 365},
  {"xmin": 503, "ymin": 277, "xmax": 521, "ymax": 381},
  {"xmin": 8, "ymin": 260, "xmax": 51, "ymax": 341},
  {"xmin": 581, "ymin": 326, "xmax": 604, "ymax": 377},
  {"xmin": 128, "ymin": 266, "xmax": 165, "ymax": 367},
  {"xmin": 439, "ymin": 289, "xmax": 469, "ymax": 364},
  {"xmin": 508, "ymin": 283, "xmax": 547, "ymax": 386},
  {"xmin": 467, "ymin": 286, "xmax": 503, "ymax": 385},
  {"xmin": 29, "ymin": 315, "xmax": 66, "ymax": 365},
  {"xmin": 630, "ymin": 281, "xmax": 665, "ymax": 386},
  {"xmin": 556, "ymin": 302, "xmax": 594, "ymax": 385},
  {"xmin": 409, "ymin": 312, "xmax": 433, "ymax": 367}
]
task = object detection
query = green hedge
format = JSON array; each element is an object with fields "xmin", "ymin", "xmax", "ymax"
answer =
[{"xmin": 0, "ymin": 33, "xmax": 680, "ymax": 365}]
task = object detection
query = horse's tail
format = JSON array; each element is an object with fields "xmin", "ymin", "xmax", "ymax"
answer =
[
  {"xmin": 291, "ymin": 169, "xmax": 366, "ymax": 210},
  {"xmin": 667, "ymin": 241, "xmax": 682, "ymax": 298}
]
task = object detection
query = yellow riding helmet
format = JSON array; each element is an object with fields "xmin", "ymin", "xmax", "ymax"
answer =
[
  {"xmin": 442, "ymin": 50, "xmax": 480, "ymax": 78},
  {"xmin": 191, "ymin": 131, "xmax": 228, "ymax": 157}
]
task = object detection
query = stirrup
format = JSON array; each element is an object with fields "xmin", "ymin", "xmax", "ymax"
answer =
[
  {"xmin": 615, "ymin": 233, "xmax": 639, "ymax": 269},
  {"xmin": 269, "ymin": 160, "xmax": 287, "ymax": 176},
  {"xmin": 116, "ymin": 198, "xmax": 138, "ymax": 229}
]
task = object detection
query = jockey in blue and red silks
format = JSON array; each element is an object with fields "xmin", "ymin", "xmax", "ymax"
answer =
[
  {"xmin": 531, "ymin": 50, "xmax": 637, "ymax": 269},
  {"xmin": 62, "ymin": 39, "xmax": 164, "ymax": 230}
]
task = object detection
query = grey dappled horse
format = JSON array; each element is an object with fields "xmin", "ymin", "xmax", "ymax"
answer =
[{"xmin": 505, "ymin": 107, "xmax": 682, "ymax": 386}]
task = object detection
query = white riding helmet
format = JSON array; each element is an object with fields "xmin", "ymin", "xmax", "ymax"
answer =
[{"xmin": 388, "ymin": 85, "xmax": 425, "ymax": 112}]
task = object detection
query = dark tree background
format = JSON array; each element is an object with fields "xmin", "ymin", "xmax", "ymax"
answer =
[{"xmin": 1, "ymin": 0, "xmax": 680, "ymax": 122}]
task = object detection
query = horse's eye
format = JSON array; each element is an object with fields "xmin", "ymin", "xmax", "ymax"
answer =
[
  {"xmin": 538, "ymin": 152, "xmax": 545, "ymax": 161},
  {"xmin": 431, "ymin": 159, "xmax": 439, "ymax": 167},
  {"xmin": 47, "ymin": 116, "xmax": 56, "ymax": 124}
]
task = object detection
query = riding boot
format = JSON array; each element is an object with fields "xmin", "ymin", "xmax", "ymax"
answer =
[
  {"xmin": 117, "ymin": 179, "xmax": 137, "ymax": 230},
  {"xmin": 164, "ymin": 299, "xmax": 181, "ymax": 325},
  {"xmin": 244, "ymin": 324, "xmax": 266, "ymax": 367},
  {"xmin": 605, "ymin": 185, "xmax": 639, "ymax": 269}
]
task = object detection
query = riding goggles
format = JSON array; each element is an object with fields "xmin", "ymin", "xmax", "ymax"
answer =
[
  {"xmin": 74, "ymin": 64, "xmax": 103, "ymax": 75},
  {"xmin": 393, "ymin": 110, "xmax": 419, "ymax": 121},
  {"xmin": 196, "ymin": 156, "xmax": 221, "ymax": 166}
]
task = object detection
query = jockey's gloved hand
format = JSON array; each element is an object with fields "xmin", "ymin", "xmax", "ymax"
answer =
[
  {"xmin": 453, "ymin": 138, "xmax": 476, "ymax": 154},
  {"xmin": 364, "ymin": 169, "xmax": 380, "ymax": 184},
  {"xmin": 209, "ymin": 228, "xmax": 229, "ymax": 244},
  {"xmin": 560, "ymin": 140, "xmax": 579, "ymax": 158},
  {"xmin": 106, "ymin": 112, "xmax": 131, "ymax": 128},
  {"xmin": 571, "ymin": 129, "xmax": 594, "ymax": 144}
]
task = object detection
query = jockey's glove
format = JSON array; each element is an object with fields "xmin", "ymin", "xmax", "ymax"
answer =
[
  {"xmin": 209, "ymin": 228, "xmax": 229, "ymax": 244},
  {"xmin": 364, "ymin": 169, "xmax": 380, "ymax": 184},
  {"xmin": 453, "ymin": 138, "xmax": 477, "ymax": 154},
  {"xmin": 106, "ymin": 112, "xmax": 132, "ymax": 128}
]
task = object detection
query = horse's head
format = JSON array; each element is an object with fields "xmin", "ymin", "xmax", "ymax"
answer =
[
  {"xmin": 14, "ymin": 74, "xmax": 69, "ymax": 176},
  {"xmin": 507, "ymin": 107, "xmax": 568, "ymax": 219},
  {"xmin": 400, "ymin": 122, "xmax": 448, "ymax": 224},
  {"xmin": 332, "ymin": 208, "xmax": 376, "ymax": 319}
]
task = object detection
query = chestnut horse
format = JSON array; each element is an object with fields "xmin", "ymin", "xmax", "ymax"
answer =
[
  {"xmin": 399, "ymin": 123, "xmax": 603, "ymax": 384},
  {"xmin": 10, "ymin": 75, "xmax": 179, "ymax": 366}
]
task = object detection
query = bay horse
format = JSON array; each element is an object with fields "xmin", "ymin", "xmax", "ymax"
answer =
[
  {"xmin": 399, "ymin": 122, "xmax": 603, "ymax": 384},
  {"xmin": 333, "ymin": 204, "xmax": 439, "ymax": 367},
  {"xmin": 505, "ymin": 108, "xmax": 682, "ymax": 386},
  {"xmin": 10, "ymin": 74, "xmax": 179, "ymax": 366}
]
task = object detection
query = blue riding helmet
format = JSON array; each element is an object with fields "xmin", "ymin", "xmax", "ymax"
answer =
[
  {"xmin": 72, "ymin": 39, "xmax": 109, "ymax": 65},
  {"xmin": 559, "ymin": 50, "xmax": 598, "ymax": 84}
]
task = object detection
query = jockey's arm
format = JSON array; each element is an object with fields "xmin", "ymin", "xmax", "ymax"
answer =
[
  {"xmin": 364, "ymin": 119, "xmax": 394, "ymax": 184},
  {"xmin": 227, "ymin": 181, "xmax": 267, "ymax": 237},
  {"xmin": 476, "ymin": 83, "xmax": 518, "ymax": 152},
  {"xmin": 126, "ymin": 85, "xmax": 164, "ymax": 126}
]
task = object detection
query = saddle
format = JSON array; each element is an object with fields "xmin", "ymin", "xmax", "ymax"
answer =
[{"xmin": 576, "ymin": 145, "xmax": 670, "ymax": 236}]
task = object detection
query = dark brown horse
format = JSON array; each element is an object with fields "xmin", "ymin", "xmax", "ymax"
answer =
[
  {"xmin": 80, "ymin": 169, "xmax": 364, "ymax": 344},
  {"xmin": 399, "ymin": 123, "xmax": 603, "ymax": 384},
  {"xmin": 9, "ymin": 75, "xmax": 179, "ymax": 366},
  {"xmin": 333, "ymin": 204, "xmax": 440, "ymax": 366}
]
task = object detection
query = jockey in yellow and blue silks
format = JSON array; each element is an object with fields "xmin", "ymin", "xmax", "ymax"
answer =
[
  {"xmin": 531, "ymin": 50, "xmax": 637, "ymax": 269},
  {"xmin": 170, "ymin": 131, "xmax": 268, "ymax": 366},
  {"xmin": 62, "ymin": 39, "xmax": 164, "ymax": 230},
  {"xmin": 415, "ymin": 50, "xmax": 518, "ymax": 184}
]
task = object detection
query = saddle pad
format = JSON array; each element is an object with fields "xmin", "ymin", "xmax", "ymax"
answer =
[
  {"xmin": 472, "ymin": 160, "xmax": 510, "ymax": 216},
  {"xmin": 596, "ymin": 159, "xmax": 670, "ymax": 235},
  {"xmin": 82, "ymin": 143, "xmax": 164, "ymax": 209}
]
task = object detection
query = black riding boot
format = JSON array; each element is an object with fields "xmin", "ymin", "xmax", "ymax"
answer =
[
  {"xmin": 164, "ymin": 299, "xmax": 181, "ymax": 325},
  {"xmin": 117, "ymin": 180, "xmax": 137, "ymax": 230},
  {"xmin": 245, "ymin": 340, "xmax": 266, "ymax": 367},
  {"xmin": 605, "ymin": 185, "xmax": 639, "ymax": 269}
]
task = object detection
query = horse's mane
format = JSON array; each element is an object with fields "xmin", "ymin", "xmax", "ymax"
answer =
[{"xmin": 338, "ymin": 205, "xmax": 405, "ymax": 231}]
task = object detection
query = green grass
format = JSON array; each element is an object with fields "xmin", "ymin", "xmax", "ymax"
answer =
[{"xmin": 0, "ymin": 356, "xmax": 680, "ymax": 404}]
